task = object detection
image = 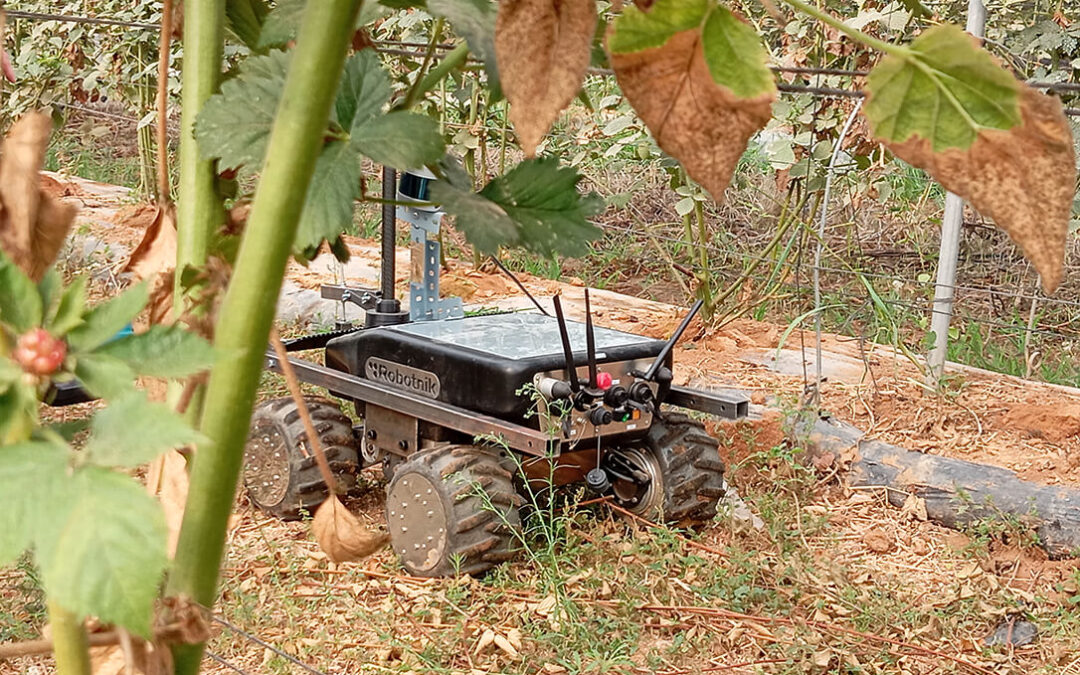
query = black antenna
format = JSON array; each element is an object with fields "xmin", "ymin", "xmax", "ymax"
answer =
[
  {"xmin": 552, "ymin": 295, "xmax": 581, "ymax": 392},
  {"xmin": 643, "ymin": 298, "xmax": 704, "ymax": 382},
  {"xmin": 584, "ymin": 288, "xmax": 599, "ymax": 389}
]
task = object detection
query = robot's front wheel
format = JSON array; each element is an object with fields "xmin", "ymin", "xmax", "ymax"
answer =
[
  {"xmin": 385, "ymin": 444, "xmax": 521, "ymax": 577},
  {"xmin": 611, "ymin": 412, "xmax": 726, "ymax": 522}
]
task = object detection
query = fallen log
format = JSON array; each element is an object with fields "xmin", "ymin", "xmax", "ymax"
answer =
[{"xmin": 804, "ymin": 417, "xmax": 1080, "ymax": 558}]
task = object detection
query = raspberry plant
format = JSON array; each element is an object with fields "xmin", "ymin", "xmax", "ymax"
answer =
[{"xmin": 0, "ymin": 255, "xmax": 213, "ymax": 645}]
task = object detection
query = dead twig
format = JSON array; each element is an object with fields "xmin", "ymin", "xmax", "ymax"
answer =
[
  {"xmin": 0, "ymin": 632, "xmax": 123, "ymax": 660},
  {"xmin": 605, "ymin": 501, "xmax": 729, "ymax": 559},
  {"xmin": 639, "ymin": 604, "xmax": 996, "ymax": 675},
  {"xmin": 270, "ymin": 329, "xmax": 333, "ymax": 480}
]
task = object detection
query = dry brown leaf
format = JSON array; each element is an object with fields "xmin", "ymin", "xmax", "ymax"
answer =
[
  {"xmin": 123, "ymin": 203, "xmax": 177, "ymax": 282},
  {"xmin": 0, "ymin": 112, "xmax": 78, "ymax": 280},
  {"xmin": 496, "ymin": 0, "xmax": 597, "ymax": 156},
  {"xmin": 89, "ymin": 645, "xmax": 127, "ymax": 675},
  {"xmin": 608, "ymin": 29, "xmax": 773, "ymax": 201},
  {"xmin": 312, "ymin": 494, "xmax": 389, "ymax": 563},
  {"xmin": 861, "ymin": 528, "xmax": 894, "ymax": 553},
  {"xmin": 120, "ymin": 202, "xmax": 177, "ymax": 324},
  {"xmin": 882, "ymin": 87, "xmax": 1076, "ymax": 293},
  {"xmin": 155, "ymin": 596, "xmax": 211, "ymax": 646},
  {"xmin": 474, "ymin": 628, "xmax": 496, "ymax": 655},
  {"xmin": 145, "ymin": 450, "xmax": 189, "ymax": 558},
  {"xmin": 493, "ymin": 632, "xmax": 520, "ymax": 659}
]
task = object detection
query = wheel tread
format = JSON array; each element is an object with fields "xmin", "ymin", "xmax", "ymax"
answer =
[
  {"xmin": 243, "ymin": 397, "xmax": 360, "ymax": 520},
  {"xmin": 386, "ymin": 444, "xmax": 521, "ymax": 578}
]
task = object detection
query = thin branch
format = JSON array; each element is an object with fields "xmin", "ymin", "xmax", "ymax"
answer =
[
  {"xmin": 155, "ymin": 0, "xmax": 173, "ymax": 203},
  {"xmin": 269, "ymin": 330, "xmax": 335, "ymax": 487}
]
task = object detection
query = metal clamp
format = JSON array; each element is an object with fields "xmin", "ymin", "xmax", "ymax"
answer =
[{"xmin": 321, "ymin": 284, "xmax": 380, "ymax": 311}]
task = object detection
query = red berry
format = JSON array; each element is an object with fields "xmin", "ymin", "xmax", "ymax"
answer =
[{"xmin": 13, "ymin": 328, "xmax": 67, "ymax": 375}]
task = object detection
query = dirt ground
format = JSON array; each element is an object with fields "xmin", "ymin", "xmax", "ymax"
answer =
[{"xmin": 4, "ymin": 174, "xmax": 1079, "ymax": 675}]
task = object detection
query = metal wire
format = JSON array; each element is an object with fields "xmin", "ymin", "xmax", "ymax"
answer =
[
  {"xmin": 52, "ymin": 101, "xmax": 142, "ymax": 123},
  {"xmin": 5, "ymin": 9, "xmax": 158, "ymax": 30},
  {"xmin": 208, "ymin": 614, "xmax": 330, "ymax": 675},
  {"xmin": 204, "ymin": 650, "xmax": 255, "ymax": 675},
  {"xmin": 596, "ymin": 222, "xmax": 1080, "ymax": 316}
]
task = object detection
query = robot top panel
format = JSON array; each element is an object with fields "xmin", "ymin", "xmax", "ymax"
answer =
[{"xmin": 386, "ymin": 312, "xmax": 658, "ymax": 361}]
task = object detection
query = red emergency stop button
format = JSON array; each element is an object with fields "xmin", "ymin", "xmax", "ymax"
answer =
[{"xmin": 596, "ymin": 371, "xmax": 613, "ymax": 390}]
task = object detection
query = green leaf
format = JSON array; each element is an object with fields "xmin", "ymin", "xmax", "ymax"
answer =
[
  {"xmin": 84, "ymin": 391, "xmax": 204, "ymax": 468},
  {"xmin": 432, "ymin": 182, "xmax": 519, "ymax": 255},
  {"xmin": 864, "ymin": 24, "xmax": 1022, "ymax": 151},
  {"xmin": 295, "ymin": 141, "xmax": 362, "ymax": 257},
  {"xmin": 608, "ymin": 0, "xmax": 709, "ymax": 53},
  {"xmin": 0, "ymin": 254, "xmax": 44, "ymax": 332},
  {"xmin": 0, "ymin": 380, "xmax": 38, "ymax": 445},
  {"xmin": 0, "ymin": 442, "xmax": 68, "ymax": 566},
  {"xmin": 96, "ymin": 325, "xmax": 216, "ymax": 378},
  {"xmin": 0, "ymin": 357, "xmax": 21, "ymax": 388},
  {"xmin": 37, "ymin": 268, "xmax": 61, "ymax": 321},
  {"xmin": 73, "ymin": 353, "xmax": 135, "ymax": 400},
  {"xmin": 434, "ymin": 157, "xmax": 603, "ymax": 257},
  {"xmin": 38, "ymin": 467, "xmax": 167, "ymax": 637},
  {"xmin": 66, "ymin": 283, "xmax": 148, "ymax": 353},
  {"xmin": 41, "ymin": 418, "xmax": 91, "ymax": 443},
  {"xmin": 334, "ymin": 50, "xmax": 392, "ymax": 131},
  {"xmin": 194, "ymin": 50, "xmax": 290, "ymax": 173},
  {"xmin": 48, "ymin": 276, "xmax": 87, "ymax": 337},
  {"xmin": 259, "ymin": 0, "xmax": 382, "ymax": 47},
  {"xmin": 258, "ymin": 0, "xmax": 306, "ymax": 48},
  {"xmin": 428, "ymin": 0, "xmax": 501, "ymax": 96},
  {"xmin": 226, "ymin": 0, "xmax": 271, "ymax": 51},
  {"xmin": 352, "ymin": 112, "xmax": 446, "ymax": 169},
  {"xmin": 700, "ymin": 6, "xmax": 775, "ymax": 99},
  {"xmin": 334, "ymin": 50, "xmax": 445, "ymax": 169}
]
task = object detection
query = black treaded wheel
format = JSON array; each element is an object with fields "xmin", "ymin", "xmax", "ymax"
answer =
[
  {"xmin": 385, "ymin": 444, "xmax": 521, "ymax": 577},
  {"xmin": 243, "ymin": 397, "xmax": 360, "ymax": 520},
  {"xmin": 614, "ymin": 412, "xmax": 726, "ymax": 522}
]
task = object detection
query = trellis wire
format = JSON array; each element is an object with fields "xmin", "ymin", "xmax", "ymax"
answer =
[
  {"xmin": 204, "ymin": 650, "xmax": 255, "ymax": 675},
  {"xmin": 5, "ymin": 9, "xmax": 158, "ymax": 30},
  {"xmin": 14, "ymin": 6, "xmax": 1080, "ymax": 355},
  {"xmin": 815, "ymin": 98, "xmax": 864, "ymax": 404},
  {"xmin": 207, "ymin": 614, "xmax": 330, "ymax": 675},
  {"xmin": 596, "ymin": 222, "xmax": 1080, "ymax": 341}
]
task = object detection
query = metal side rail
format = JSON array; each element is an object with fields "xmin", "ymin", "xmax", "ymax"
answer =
[
  {"xmin": 666, "ymin": 385, "xmax": 749, "ymax": 420},
  {"xmin": 265, "ymin": 352, "xmax": 554, "ymax": 456}
]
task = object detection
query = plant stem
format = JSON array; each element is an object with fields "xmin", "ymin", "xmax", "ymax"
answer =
[
  {"xmin": 165, "ymin": 1, "xmax": 362, "ymax": 673},
  {"xmin": 136, "ymin": 43, "xmax": 156, "ymax": 200},
  {"xmin": 400, "ymin": 17, "xmax": 444, "ymax": 110},
  {"xmin": 779, "ymin": 0, "xmax": 906, "ymax": 57},
  {"xmin": 174, "ymin": 0, "xmax": 225, "ymax": 307},
  {"xmin": 47, "ymin": 600, "xmax": 90, "ymax": 675},
  {"xmin": 415, "ymin": 43, "xmax": 469, "ymax": 103},
  {"xmin": 693, "ymin": 199, "xmax": 713, "ymax": 316},
  {"xmin": 156, "ymin": 0, "xmax": 174, "ymax": 203}
]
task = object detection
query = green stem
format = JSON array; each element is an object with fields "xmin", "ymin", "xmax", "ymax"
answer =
[
  {"xmin": 174, "ymin": 0, "xmax": 226, "ymax": 308},
  {"xmin": 48, "ymin": 600, "xmax": 90, "ymax": 675},
  {"xmin": 165, "ymin": 1, "xmax": 362, "ymax": 673},
  {"xmin": 693, "ymin": 199, "xmax": 713, "ymax": 316},
  {"xmin": 414, "ymin": 43, "xmax": 469, "ymax": 104},
  {"xmin": 779, "ymin": 0, "xmax": 907, "ymax": 57},
  {"xmin": 400, "ymin": 17, "xmax": 444, "ymax": 110}
]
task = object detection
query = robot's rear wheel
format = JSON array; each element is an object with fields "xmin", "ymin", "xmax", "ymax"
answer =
[{"xmin": 243, "ymin": 397, "xmax": 360, "ymax": 520}]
